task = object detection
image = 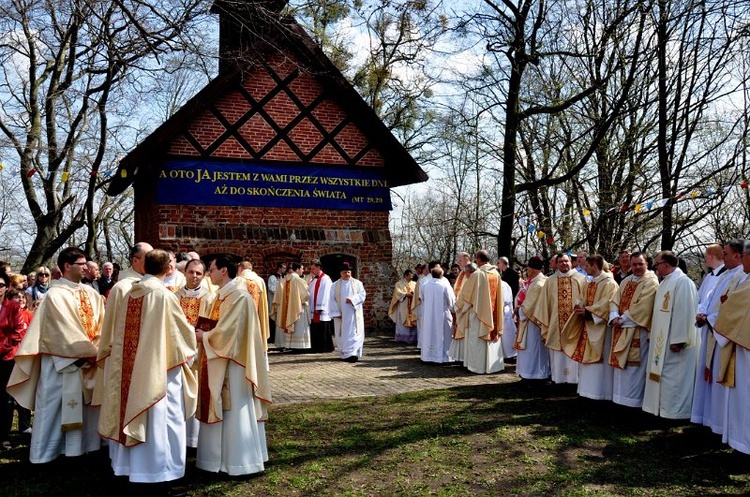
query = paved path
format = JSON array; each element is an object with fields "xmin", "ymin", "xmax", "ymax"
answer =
[{"xmin": 268, "ymin": 334, "xmax": 520, "ymax": 404}]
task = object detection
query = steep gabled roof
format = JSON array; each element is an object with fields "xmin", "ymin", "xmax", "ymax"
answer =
[{"xmin": 107, "ymin": 17, "xmax": 427, "ymax": 196}]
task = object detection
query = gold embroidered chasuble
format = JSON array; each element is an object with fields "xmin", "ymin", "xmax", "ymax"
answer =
[
  {"xmin": 562, "ymin": 272, "xmax": 620, "ymax": 363},
  {"xmin": 388, "ymin": 279, "xmax": 416, "ymax": 327},
  {"xmin": 514, "ymin": 273, "xmax": 547, "ymax": 350},
  {"xmin": 456, "ymin": 264, "xmax": 504, "ymax": 341},
  {"xmin": 539, "ymin": 271, "xmax": 587, "ymax": 351},
  {"xmin": 8, "ymin": 278, "xmax": 104, "ymax": 410},
  {"xmin": 97, "ymin": 275, "xmax": 197, "ymax": 446},
  {"xmin": 608, "ymin": 271, "xmax": 659, "ymax": 369},
  {"xmin": 713, "ymin": 276, "xmax": 750, "ymax": 387},
  {"xmin": 272, "ymin": 273, "xmax": 309, "ymax": 333},
  {"xmin": 198, "ymin": 282, "xmax": 271, "ymax": 424},
  {"xmin": 176, "ymin": 284, "xmax": 216, "ymax": 327},
  {"xmin": 238, "ymin": 270, "xmax": 270, "ymax": 343},
  {"xmin": 92, "ymin": 268, "xmax": 142, "ymax": 407}
]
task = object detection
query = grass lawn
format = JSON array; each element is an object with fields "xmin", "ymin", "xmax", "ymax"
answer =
[{"xmin": 1, "ymin": 380, "xmax": 748, "ymax": 496}]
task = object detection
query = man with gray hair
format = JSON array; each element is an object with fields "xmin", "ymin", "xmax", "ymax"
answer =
[{"xmin": 97, "ymin": 262, "xmax": 116, "ymax": 296}]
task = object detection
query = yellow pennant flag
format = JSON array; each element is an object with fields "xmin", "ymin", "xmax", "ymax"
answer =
[
  {"xmin": 583, "ymin": 209, "xmax": 591, "ymax": 216},
  {"xmin": 691, "ymin": 190, "xmax": 699, "ymax": 199},
  {"xmin": 635, "ymin": 204, "xmax": 642, "ymax": 213},
  {"xmin": 0, "ymin": 163, "xmax": 4, "ymax": 172},
  {"xmin": 61, "ymin": 171, "xmax": 69, "ymax": 182},
  {"xmin": 537, "ymin": 230, "xmax": 545, "ymax": 239},
  {"xmin": 120, "ymin": 169, "xmax": 127, "ymax": 178}
]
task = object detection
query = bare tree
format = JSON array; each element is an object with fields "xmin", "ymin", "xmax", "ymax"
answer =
[{"xmin": 0, "ymin": 0, "xmax": 210, "ymax": 273}]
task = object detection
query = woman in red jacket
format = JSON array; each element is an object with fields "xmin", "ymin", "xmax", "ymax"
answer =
[{"xmin": 0, "ymin": 273, "xmax": 29, "ymax": 449}]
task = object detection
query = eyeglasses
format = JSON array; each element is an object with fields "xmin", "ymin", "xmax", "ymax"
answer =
[
  {"xmin": 72, "ymin": 262, "xmax": 87, "ymax": 266},
  {"xmin": 0, "ymin": 283, "xmax": 6, "ymax": 289},
  {"xmin": 653, "ymin": 261, "xmax": 666, "ymax": 267},
  {"xmin": 38, "ymin": 273, "xmax": 50, "ymax": 277}
]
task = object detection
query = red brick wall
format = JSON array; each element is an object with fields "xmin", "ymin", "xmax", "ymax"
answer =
[
  {"xmin": 133, "ymin": 49, "xmax": 397, "ymax": 330},
  {"xmin": 134, "ymin": 196, "xmax": 395, "ymax": 329}
]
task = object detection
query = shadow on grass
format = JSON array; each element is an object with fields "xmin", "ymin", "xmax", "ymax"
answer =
[{"xmin": 248, "ymin": 381, "xmax": 750, "ymax": 496}]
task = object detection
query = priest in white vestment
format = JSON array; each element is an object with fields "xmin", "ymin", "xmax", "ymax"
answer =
[
  {"xmin": 608, "ymin": 253, "xmax": 659, "ymax": 408},
  {"xmin": 539, "ymin": 253, "xmax": 586, "ymax": 384},
  {"xmin": 643, "ymin": 251, "xmax": 699, "ymax": 419},
  {"xmin": 514, "ymin": 257, "xmax": 550, "ymax": 380},
  {"xmin": 329, "ymin": 262, "xmax": 366, "ymax": 363},
  {"xmin": 98, "ymin": 250, "xmax": 197, "ymax": 483},
  {"xmin": 389, "ymin": 269, "xmax": 417, "ymax": 344},
  {"xmin": 175, "ymin": 259, "xmax": 215, "ymax": 448},
  {"xmin": 272, "ymin": 263, "xmax": 311, "ymax": 350},
  {"xmin": 419, "ymin": 267, "xmax": 456, "ymax": 363},
  {"xmin": 691, "ymin": 240, "xmax": 743, "ymax": 432},
  {"xmin": 457, "ymin": 250, "xmax": 504, "ymax": 374},
  {"xmin": 93, "ymin": 242, "xmax": 152, "ymax": 401},
  {"xmin": 8, "ymin": 247, "xmax": 105, "ymax": 464},
  {"xmin": 564, "ymin": 255, "xmax": 619, "ymax": 400},
  {"xmin": 713, "ymin": 247, "xmax": 750, "ymax": 455},
  {"xmin": 196, "ymin": 256, "xmax": 272, "ymax": 476}
]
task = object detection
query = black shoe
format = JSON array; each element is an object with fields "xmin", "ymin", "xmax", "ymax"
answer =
[{"xmin": 343, "ymin": 356, "xmax": 359, "ymax": 363}]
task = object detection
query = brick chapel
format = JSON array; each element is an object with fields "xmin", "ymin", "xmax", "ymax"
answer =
[{"xmin": 107, "ymin": 0, "xmax": 427, "ymax": 328}]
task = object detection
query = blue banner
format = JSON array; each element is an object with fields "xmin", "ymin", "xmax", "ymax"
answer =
[{"xmin": 155, "ymin": 160, "xmax": 392, "ymax": 211}]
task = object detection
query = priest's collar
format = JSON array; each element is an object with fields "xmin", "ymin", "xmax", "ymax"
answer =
[
  {"xmin": 217, "ymin": 280, "xmax": 237, "ymax": 296},
  {"xmin": 710, "ymin": 264, "xmax": 725, "ymax": 276},
  {"xmin": 183, "ymin": 283, "xmax": 202, "ymax": 296}
]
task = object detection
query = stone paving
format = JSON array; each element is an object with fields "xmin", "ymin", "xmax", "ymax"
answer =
[{"xmin": 268, "ymin": 333, "xmax": 520, "ymax": 404}]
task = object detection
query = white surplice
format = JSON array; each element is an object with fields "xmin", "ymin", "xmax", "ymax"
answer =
[
  {"xmin": 691, "ymin": 264, "xmax": 743, "ymax": 429},
  {"xmin": 29, "ymin": 356, "xmax": 102, "ymax": 463},
  {"xmin": 329, "ymin": 278, "xmax": 366, "ymax": 359},
  {"xmin": 418, "ymin": 277, "xmax": 456, "ymax": 363},
  {"xmin": 196, "ymin": 363, "xmax": 267, "ymax": 475},
  {"xmin": 111, "ymin": 369, "xmax": 187, "ymax": 482}
]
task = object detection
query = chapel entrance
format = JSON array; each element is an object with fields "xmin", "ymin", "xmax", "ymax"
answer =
[{"xmin": 320, "ymin": 253, "xmax": 358, "ymax": 282}]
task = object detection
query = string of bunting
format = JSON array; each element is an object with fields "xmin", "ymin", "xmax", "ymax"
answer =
[{"xmin": 517, "ymin": 180, "xmax": 749, "ymax": 247}]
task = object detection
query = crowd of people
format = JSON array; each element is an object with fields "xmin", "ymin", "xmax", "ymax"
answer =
[
  {"xmin": 0, "ymin": 245, "xmax": 366, "ymax": 485},
  {"xmin": 390, "ymin": 244, "xmax": 750, "ymax": 456},
  {"xmin": 2, "ymin": 239, "xmax": 749, "ymax": 484}
]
